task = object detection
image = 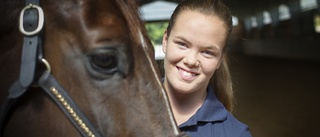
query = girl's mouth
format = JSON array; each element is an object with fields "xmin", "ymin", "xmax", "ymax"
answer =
[{"xmin": 177, "ymin": 67, "xmax": 199, "ymax": 81}]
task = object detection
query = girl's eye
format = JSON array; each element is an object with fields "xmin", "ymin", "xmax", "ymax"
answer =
[
  {"xmin": 176, "ymin": 42, "xmax": 187, "ymax": 48},
  {"xmin": 201, "ymin": 50, "xmax": 215, "ymax": 57}
]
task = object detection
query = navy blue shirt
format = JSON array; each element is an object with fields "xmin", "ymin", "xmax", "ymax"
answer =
[{"xmin": 179, "ymin": 86, "xmax": 252, "ymax": 137}]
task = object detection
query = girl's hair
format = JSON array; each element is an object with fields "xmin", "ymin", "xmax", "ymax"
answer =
[{"xmin": 166, "ymin": 0, "xmax": 234, "ymax": 111}]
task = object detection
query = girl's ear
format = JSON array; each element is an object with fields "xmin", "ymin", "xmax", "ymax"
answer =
[{"xmin": 162, "ymin": 30, "xmax": 168, "ymax": 54}]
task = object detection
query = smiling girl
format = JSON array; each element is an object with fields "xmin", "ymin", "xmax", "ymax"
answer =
[{"xmin": 161, "ymin": 0, "xmax": 252, "ymax": 136}]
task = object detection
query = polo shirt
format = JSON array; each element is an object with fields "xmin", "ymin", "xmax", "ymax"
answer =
[{"xmin": 179, "ymin": 86, "xmax": 252, "ymax": 137}]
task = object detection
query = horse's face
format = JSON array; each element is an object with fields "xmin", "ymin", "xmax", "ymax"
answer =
[{"xmin": 0, "ymin": 0, "xmax": 181, "ymax": 136}]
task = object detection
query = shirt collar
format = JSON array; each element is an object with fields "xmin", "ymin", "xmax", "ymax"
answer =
[{"xmin": 179, "ymin": 86, "xmax": 227, "ymax": 127}]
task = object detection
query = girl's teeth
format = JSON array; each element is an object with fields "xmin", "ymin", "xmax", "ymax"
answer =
[{"xmin": 181, "ymin": 69, "xmax": 193, "ymax": 77}]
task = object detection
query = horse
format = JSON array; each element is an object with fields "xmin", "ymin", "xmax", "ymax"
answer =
[{"xmin": 0, "ymin": 0, "xmax": 187, "ymax": 136}]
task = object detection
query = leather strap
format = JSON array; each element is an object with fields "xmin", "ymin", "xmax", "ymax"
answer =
[
  {"xmin": 0, "ymin": 0, "xmax": 102, "ymax": 135},
  {"xmin": 19, "ymin": 36, "xmax": 39, "ymax": 87},
  {"xmin": 26, "ymin": 0, "xmax": 39, "ymax": 5},
  {"xmin": 0, "ymin": 1, "xmax": 42, "ymax": 136},
  {"xmin": 19, "ymin": 0, "xmax": 41, "ymax": 87},
  {"xmin": 38, "ymin": 72, "xmax": 103, "ymax": 137}
]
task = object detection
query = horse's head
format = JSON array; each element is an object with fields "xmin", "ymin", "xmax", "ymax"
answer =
[{"xmin": 0, "ymin": 0, "xmax": 185, "ymax": 136}]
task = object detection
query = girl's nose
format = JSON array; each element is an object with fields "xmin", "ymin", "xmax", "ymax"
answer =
[{"xmin": 183, "ymin": 51, "xmax": 199, "ymax": 67}]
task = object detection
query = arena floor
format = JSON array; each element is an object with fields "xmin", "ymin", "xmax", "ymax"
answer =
[{"xmin": 230, "ymin": 53, "xmax": 320, "ymax": 137}]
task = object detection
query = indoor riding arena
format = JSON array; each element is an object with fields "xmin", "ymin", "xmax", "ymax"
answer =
[{"xmin": 140, "ymin": 0, "xmax": 320, "ymax": 136}]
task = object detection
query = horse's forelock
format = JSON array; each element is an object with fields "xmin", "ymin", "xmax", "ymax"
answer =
[
  {"xmin": 114, "ymin": 0, "xmax": 160, "ymax": 79},
  {"xmin": 114, "ymin": 0, "xmax": 151, "ymax": 51},
  {"xmin": 114, "ymin": 0, "xmax": 163, "ymax": 93}
]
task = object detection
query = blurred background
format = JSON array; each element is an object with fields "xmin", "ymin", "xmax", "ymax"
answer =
[{"xmin": 138, "ymin": 0, "xmax": 320, "ymax": 137}]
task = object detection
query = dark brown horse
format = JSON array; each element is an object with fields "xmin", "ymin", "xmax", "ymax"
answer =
[{"xmin": 0, "ymin": 0, "xmax": 187, "ymax": 136}]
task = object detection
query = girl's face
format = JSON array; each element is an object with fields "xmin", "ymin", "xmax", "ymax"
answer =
[{"xmin": 162, "ymin": 10, "xmax": 227, "ymax": 95}]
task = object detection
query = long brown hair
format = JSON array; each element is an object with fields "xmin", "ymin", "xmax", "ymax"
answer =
[{"xmin": 166, "ymin": 0, "xmax": 234, "ymax": 111}]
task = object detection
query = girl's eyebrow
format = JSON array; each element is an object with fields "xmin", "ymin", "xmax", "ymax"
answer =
[
  {"xmin": 174, "ymin": 36, "xmax": 222, "ymax": 51},
  {"xmin": 174, "ymin": 36, "xmax": 191, "ymax": 45},
  {"xmin": 202, "ymin": 45, "xmax": 221, "ymax": 51}
]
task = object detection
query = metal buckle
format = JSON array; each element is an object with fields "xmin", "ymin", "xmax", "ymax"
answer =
[
  {"xmin": 19, "ymin": 4, "xmax": 44, "ymax": 36},
  {"xmin": 41, "ymin": 58, "xmax": 51, "ymax": 73}
]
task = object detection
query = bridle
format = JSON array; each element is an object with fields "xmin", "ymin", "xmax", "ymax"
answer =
[
  {"xmin": 0, "ymin": 0, "xmax": 103, "ymax": 136},
  {"xmin": 0, "ymin": 0, "xmax": 188, "ymax": 137}
]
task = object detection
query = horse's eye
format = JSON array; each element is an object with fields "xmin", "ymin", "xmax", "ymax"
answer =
[{"xmin": 89, "ymin": 51, "xmax": 118, "ymax": 74}]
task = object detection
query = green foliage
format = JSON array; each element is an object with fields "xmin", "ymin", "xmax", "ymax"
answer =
[{"xmin": 145, "ymin": 22, "xmax": 168, "ymax": 45}]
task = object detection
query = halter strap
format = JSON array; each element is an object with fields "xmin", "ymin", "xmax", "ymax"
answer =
[
  {"xmin": 0, "ymin": 0, "xmax": 42, "ymax": 135},
  {"xmin": 0, "ymin": 1, "xmax": 102, "ymax": 136},
  {"xmin": 38, "ymin": 72, "xmax": 103, "ymax": 137}
]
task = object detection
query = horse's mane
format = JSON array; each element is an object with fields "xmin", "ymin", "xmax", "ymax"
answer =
[{"xmin": 115, "ymin": 0, "xmax": 155, "ymax": 57}]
